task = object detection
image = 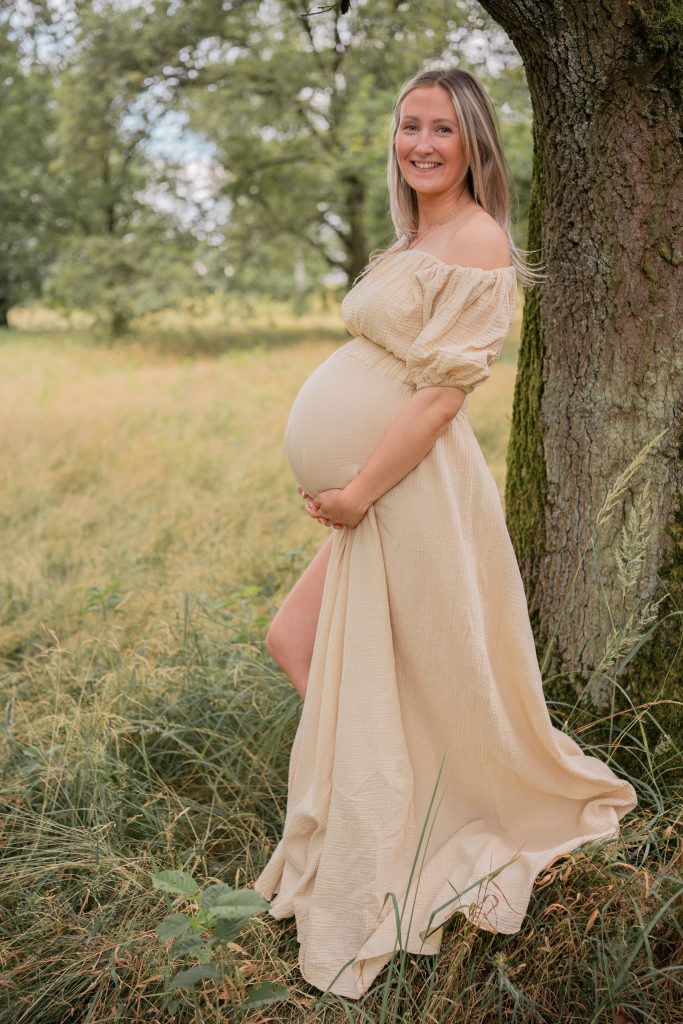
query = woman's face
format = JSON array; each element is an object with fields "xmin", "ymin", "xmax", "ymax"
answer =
[{"xmin": 395, "ymin": 85, "xmax": 468, "ymax": 197}]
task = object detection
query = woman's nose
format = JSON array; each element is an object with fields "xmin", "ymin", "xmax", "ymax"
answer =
[{"xmin": 414, "ymin": 132, "xmax": 434, "ymax": 152}]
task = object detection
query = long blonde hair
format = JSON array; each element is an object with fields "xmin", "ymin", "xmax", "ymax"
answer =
[{"xmin": 362, "ymin": 68, "xmax": 546, "ymax": 288}]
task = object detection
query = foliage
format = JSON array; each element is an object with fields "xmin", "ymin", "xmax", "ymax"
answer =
[
  {"xmin": 0, "ymin": 25, "xmax": 55, "ymax": 323},
  {"xmin": 34, "ymin": 1, "xmax": 212, "ymax": 334},
  {"xmin": 43, "ymin": 220, "xmax": 207, "ymax": 335},
  {"xmin": 151, "ymin": 869, "xmax": 288, "ymax": 1012},
  {"xmin": 1, "ymin": 0, "xmax": 535, "ymax": 326}
]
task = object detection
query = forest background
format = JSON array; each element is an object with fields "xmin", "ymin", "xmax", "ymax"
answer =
[{"xmin": 1, "ymin": 0, "xmax": 533, "ymax": 332}]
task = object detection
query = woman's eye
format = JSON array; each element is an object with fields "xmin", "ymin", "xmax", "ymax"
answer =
[{"xmin": 402, "ymin": 125, "xmax": 451, "ymax": 133}]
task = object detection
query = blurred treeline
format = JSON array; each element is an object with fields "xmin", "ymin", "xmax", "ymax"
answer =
[{"xmin": 1, "ymin": 0, "xmax": 533, "ymax": 336}]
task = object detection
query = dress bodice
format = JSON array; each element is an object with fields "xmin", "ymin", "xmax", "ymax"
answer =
[{"xmin": 340, "ymin": 249, "xmax": 518, "ymax": 394}]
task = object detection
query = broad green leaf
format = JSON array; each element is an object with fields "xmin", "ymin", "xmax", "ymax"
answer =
[
  {"xmin": 171, "ymin": 933, "xmax": 216, "ymax": 957},
  {"xmin": 192, "ymin": 943, "xmax": 214, "ymax": 963},
  {"xmin": 204, "ymin": 888, "xmax": 269, "ymax": 920},
  {"xmin": 167, "ymin": 963, "xmax": 220, "ymax": 992},
  {"xmin": 213, "ymin": 916, "xmax": 251, "ymax": 943},
  {"xmin": 156, "ymin": 914, "xmax": 191, "ymax": 941},
  {"xmin": 239, "ymin": 981, "xmax": 289, "ymax": 1008},
  {"xmin": 152, "ymin": 870, "xmax": 199, "ymax": 898},
  {"xmin": 199, "ymin": 882, "xmax": 234, "ymax": 912},
  {"xmin": 192, "ymin": 909, "xmax": 212, "ymax": 928}
]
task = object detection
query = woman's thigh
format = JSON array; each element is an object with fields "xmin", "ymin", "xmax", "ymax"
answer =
[{"xmin": 265, "ymin": 534, "xmax": 334, "ymax": 672}]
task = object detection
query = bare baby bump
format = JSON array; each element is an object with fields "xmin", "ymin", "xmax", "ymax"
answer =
[{"xmin": 284, "ymin": 348, "xmax": 413, "ymax": 497}]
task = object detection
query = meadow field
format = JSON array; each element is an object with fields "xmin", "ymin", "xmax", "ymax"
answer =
[{"xmin": 0, "ymin": 298, "xmax": 679, "ymax": 1023}]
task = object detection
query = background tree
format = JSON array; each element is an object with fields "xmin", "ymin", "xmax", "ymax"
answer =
[
  {"xmin": 0, "ymin": 24, "xmax": 55, "ymax": 326},
  {"xmin": 39, "ymin": 0, "xmax": 211, "ymax": 333},
  {"xmin": 3, "ymin": 0, "xmax": 534, "ymax": 322}
]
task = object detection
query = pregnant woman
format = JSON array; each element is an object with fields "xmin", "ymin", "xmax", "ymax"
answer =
[{"xmin": 255, "ymin": 67, "xmax": 637, "ymax": 1000}]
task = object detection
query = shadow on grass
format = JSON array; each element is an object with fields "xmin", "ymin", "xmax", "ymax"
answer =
[
  {"xmin": 138, "ymin": 323, "xmax": 351, "ymax": 359},
  {"xmin": 1, "ymin": 322, "xmax": 351, "ymax": 359}
]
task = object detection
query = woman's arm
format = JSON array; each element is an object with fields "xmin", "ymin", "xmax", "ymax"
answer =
[
  {"xmin": 307, "ymin": 386, "xmax": 465, "ymax": 528},
  {"xmin": 348, "ymin": 386, "xmax": 465, "ymax": 508}
]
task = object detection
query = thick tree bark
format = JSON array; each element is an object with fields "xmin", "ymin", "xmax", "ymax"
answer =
[{"xmin": 481, "ymin": 1, "xmax": 682, "ymax": 754}]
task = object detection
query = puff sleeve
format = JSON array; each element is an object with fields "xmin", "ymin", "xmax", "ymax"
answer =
[{"xmin": 405, "ymin": 264, "xmax": 518, "ymax": 394}]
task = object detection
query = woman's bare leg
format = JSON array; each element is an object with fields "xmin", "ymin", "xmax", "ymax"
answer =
[{"xmin": 265, "ymin": 535, "xmax": 334, "ymax": 700}]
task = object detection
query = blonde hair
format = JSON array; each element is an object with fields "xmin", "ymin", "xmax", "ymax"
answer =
[{"xmin": 361, "ymin": 68, "xmax": 546, "ymax": 289}]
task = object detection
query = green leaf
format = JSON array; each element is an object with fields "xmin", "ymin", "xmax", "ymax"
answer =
[
  {"xmin": 191, "ymin": 943, "xmax": 215, "ymax": 963},
  {"xmin": 152, "ymin": 870, "xmax": 199, "ymax": 898},
  {"xmin": 156, "ymin": 914, "xmax": 191, "ymax": 941},
  {"xmin": 213, "ymin": 916, "xmax": 251, "ymax": 943},
  {"xmin": 192, "ymin": 909, "xmax": 212, "ymax": 928},
  {"xmin": 171, "ymin": 933, "xmax": 216, "ymax": 957},
  {"xmin": 199, "ymin": 882, "xmax": 234, "ymax": 912},
  {"xmin": 239, "ymin": 981, "xmax": 289, "ymax": 1008},
  {"xmin": 167, "ymin": 963, "xmax": 220, "ymax": 992},
  {"xmin": 203, "ymin": 888, "xmax": 269, "ymax": 920}
]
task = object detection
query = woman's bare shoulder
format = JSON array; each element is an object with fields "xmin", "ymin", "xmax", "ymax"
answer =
[{"xmin": 440, "ymin": 208, "xmax": 511, "ymax": 270}]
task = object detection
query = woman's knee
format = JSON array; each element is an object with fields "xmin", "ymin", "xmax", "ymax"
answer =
[{"xmin": 264, "ymin": 613, "xmax": 288, "ymax": 664}]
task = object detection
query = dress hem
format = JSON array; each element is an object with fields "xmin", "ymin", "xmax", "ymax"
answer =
[{"xmin": 254, "ymin": 815, "xmax": 633, "ymax": 1000}]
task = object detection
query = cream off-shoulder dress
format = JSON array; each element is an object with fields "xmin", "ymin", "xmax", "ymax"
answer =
[{"xmin": 254, "ymin": 247, "xmax": 638, "ymax": 1000}]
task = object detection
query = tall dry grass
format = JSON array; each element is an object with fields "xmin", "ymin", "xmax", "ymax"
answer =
[{"xmin": 0, "ymin": 299, "xmax": 680, "ymax": 1023}]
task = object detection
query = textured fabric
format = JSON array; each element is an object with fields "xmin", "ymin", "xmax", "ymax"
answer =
[{"xmin": 254, "ymin": 248, "xmax": 638, "ymax": 1000}]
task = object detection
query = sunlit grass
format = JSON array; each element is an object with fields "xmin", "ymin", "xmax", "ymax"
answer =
[
  {"xmin": 0, "ymin": 295, "xmax": 521, "ymax": 664},
  {"xmin": 0, "ymin": 312, "xmax": 344, "ymax": 665},
  {"xmin": 0, "ymin": 297, "xmax": 679, "ymax": 1023}
]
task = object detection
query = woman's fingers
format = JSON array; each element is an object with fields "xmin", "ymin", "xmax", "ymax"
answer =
[
  {"xmin": 297, "ymin": 486, "xmax": 342, "ymax": 528},
  {"xmin": 304, "ymin": 499, "xmax": 325, "ymax": 525}
]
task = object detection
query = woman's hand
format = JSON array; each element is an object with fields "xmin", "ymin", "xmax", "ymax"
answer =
[{"xmin": 296, "ymin": 485, "xmax": 369, "ymax": 529}]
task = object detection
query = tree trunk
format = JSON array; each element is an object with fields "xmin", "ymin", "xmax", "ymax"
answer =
[
  {"xmin": 343, "ymin": 172, "xmax": 368, "ymax": 282},
  {"xmin": 482, "ymin": 1, "xmax": 682, "ymax": 757}
]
